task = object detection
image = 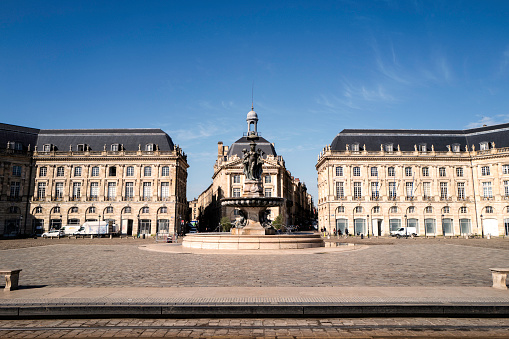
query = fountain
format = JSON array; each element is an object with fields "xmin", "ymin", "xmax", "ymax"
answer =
[{"xmin": 182, "ymin": 107, "xmax": 324, "ymax": 250}]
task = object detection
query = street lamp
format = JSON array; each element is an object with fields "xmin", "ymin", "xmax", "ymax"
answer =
[
  {"xmin": 367, "ymin": 214, "xmax": 370, "ymax": 238},
  {"xmin": 441, "ymin": 214, "xmax": 444, "ymax": 236},
  {"xmin": 404, "ymin": 214, "xmax": 407, "ymax": 236},
  {"xmin": 480, "ymin": 214, "xmax": 484, "ymax": 238}
]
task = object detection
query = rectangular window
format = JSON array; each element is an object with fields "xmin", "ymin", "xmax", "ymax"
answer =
[
  {"xmin": 481, "ymin": 166, "xmax": 490, "ymax": 176},
  {"xmin": 125, "ymin": 182, "xmax": 134, "ymax": 199},
  {"xmin": 453, "ymin": 144, "xmax": 460, "ymax": 152},
  {"xmin": 459, "ymin": 219, "xmax": 471, "ymax": 235},
  {"xmin": 439, "ymin": 167, "xmax": 446, "ymax": 177},
  {"xmin": 10, "ymin": 182, "xmax": 20, "ymax": 197},
  {"xmin": 503, "ymin": 165, "xmax": 509, "ymax": 175},
  {"xmin": 74, "ymin": 167, "xmax": 82, "ymax": 177},
  {"xmin": 233, "ymin": 175, "xmax": 241, "ymax": 183},
  {"xmin": 405, "ymin": 167, "xmax": 412, "ymax": 176},
  {"xmin": 440, "ymin": 182, "xmax": 448, "ymax": 200},
  {"xmin": 425, "ymin": 219, "xmax": 436, "ymax": 234},
  {"xmin": 442, "ymin": 218, "xmax": 453, "ymax": 235},
  {"xmin": 418, "ymin": 144, "xmax": 427, "ymax": 152},
  {"xmin": 39, "ymin": 167, "xmax": 47, "ymax": 177},
  {"xmin": 389, "ymin": 219, "xmax": 401, "ymax": 232},
  {"xmin": 264, "ymin": 188, "xmax": 272, "ymax": 197},
  {"xmin": 107, "ymin": 182, "xmax": 116, "ymax": 199},
  {"xmin": 38, "ymin": 182, "xmax": 46, "ymax": 198},
  {"xmin": 264, "ymin": 175, "xmax": 271, "ymax": 183},
  {"xmin": 43, "ymin": 144, "xmax": 51, "ymax": 152},
  {"xmin": 457, "ymin": 182, "xmax": 465, "ymax": 200},
  {"xmin": 108, "ymin": 167, "xmax": 116, "ymax": 177},
  {"xmin": 55, "ymin": 182, "xmax": 64, "ymax": 199},
  {"xmin": 351, "ymin": 143, "xmax": 359, "ymax": 152},
  {"xmin": 353, "ymin": 167, "xmax": 361, "ymax": 176},
  {"xmin": 144, "ymin": 167, "xmax": 152, "ymax": 176},
  {"xmin": 126, "ymin": 166, "xmax": 134, "ymax": 176},
  {"xmin": 406, "ymin": 182, "xmax": 413, "ymax": 198},
  {"xmin": 388, "ymin": 167, "xmax": 395, "ymax": 177},
  {"xmin": 479, "ymin": 142, "xmax": 489, "ymax": 151},
  {"xmin": 57, "ymin": 167, "xmax": 64, "ymax": 177},
  {"xmin": 161, "ymin": 182, "xmax": 169, "ymax": 200},
  {"xmin": 389, "ymin": 182, "xmax": 397, "ymax": 198},
  {"xmin": 335, "ymin": 166, "xmax": 343, "ymax": 176},
  {"xmin": 89, "ymin": 182, "xmax": 99, "ymax": 198},
  {"xmin": 72, "ymin": 182, "xmax": 81, "ymax": 199},
  {"xmin": 233, "ymin": 188, "xmax": 241, "ymax": 197},
  {"xmin": 385, "ymin": 144, "xmax": 393, "ymax": 152},
  {"xmin": 336, "ymin": 182, "xmax": 344, "ymax": 199},
  {"xmin": 423, "ymin": 182, "xmax": 431, "ymax": 198},
  {"xmin": 370, "ymin": 167, "xmax": 378, "ymax": 177},
  {"xmin": 111, "ymin": 144, "xmax": 119, "ymax": 152},
  {"xmin": 161, "ymin": 166, "xmax": 169, "ymax": 176},
  {"xmin": 12, "ymin": 166, "xmax": 21, "ymax": 176},
  {"xmin": 483, "ymin": 182, "xmax": 493, "ymax": 198},
  {"xmin": 371, "ymin": 182, "xmax": 379, "ymax": 199},
  {"xmin": 91, "ymin": 167, "xmax": 99, "ymax": 177},
  {"xmin": 143, "ymin": 182, "xmax": 152, "ymax": 199},
  {"xmin": 422, "ymin": 167, "xmax": 429, "ymax": 177},
  {"xmin": 353, "ymin": 182, "xmax": 362, "ymax": 199},
  {"xmin": 77, "ymin": 144, "xmax": 85, "ymax": 152},
  {"xmin": 504, "ymin": 181, "xmax": 509, "ymax": 197},
  {"xmin": 456, "ymin": 167, "xmax": 463, "ymax": 177}
]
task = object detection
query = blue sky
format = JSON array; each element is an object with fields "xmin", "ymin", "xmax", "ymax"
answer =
[{"xmin": 2, "ymin": 1, "xmax": 509, "ymax": 201}]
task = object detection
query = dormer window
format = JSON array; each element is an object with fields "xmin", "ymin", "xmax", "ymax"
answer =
[
  {"xmin": 77, "ymin": 144, "xmax": 86, "ymax": 152},
  {"xmin": 384, "ymin": 144, "xmax": 393, "ymax": 152},
  {"xmin": 452, "ymin": 144, "xmax": 460, "ymax": 152},
  {"xmin": 111, "ymin": 144, "xmax": 120, "ymax": 152},
  {"xmin": 145, "ymin": 144, "xmax": 154, "ymax": 151},
  {"xmin": 43, "ymin": 144, "xmax": 52, "ymax": 152},
  {"xmin": 351, "ymin": 143, "xmax": 360, "ymax": 152},
  {"xmin": 418, "ymin": 144, "xmax": 427, "ymax": 152},
  {"xmin": 479, "ymin": 141, "xmax": 489, "ymax": 151}
]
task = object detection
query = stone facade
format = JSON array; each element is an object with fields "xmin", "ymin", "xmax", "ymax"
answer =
[
  {"xmin": 0, "ymin": 123, "xmax": 188, "ymax": 236},
  {"xmin": 317, "ymin": 124, "xmax": 509, "ymax": 237},
  {"xmin": 195, "ymin": 108, "xmax": 314, "ymax": 231}
]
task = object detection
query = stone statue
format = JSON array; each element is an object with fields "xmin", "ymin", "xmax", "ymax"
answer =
[
  {"xmin": 242, "ymin": 142, "xmax": 264, "ymax": 180},
  {"xmin": 447, "ymin": 145, "xmax": 451, "ymax": 152},
  {"xmin": 234, "ymin": 210, "xmax": 247, "ymax": 228},
  {"xmin": 431, "ymin": 145, "xmax": 434, "ymax": 151}
]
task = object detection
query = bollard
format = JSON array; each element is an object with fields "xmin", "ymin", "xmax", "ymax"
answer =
[
  {"xmin": 110, "ymin": 234, "xmax": 112, "ymax": 239},
  {"xmin": 91, "ymin": 235, "xmax": 93, "ymax": 239}
]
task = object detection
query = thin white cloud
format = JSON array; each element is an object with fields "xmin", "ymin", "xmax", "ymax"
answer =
[
  {"xmin": 465, "ymin": 115, "xmax": 509, "ymax": 129},
  {"xmin": 500, "ymin": 46, "xmax": 509, "ymax": 74}
]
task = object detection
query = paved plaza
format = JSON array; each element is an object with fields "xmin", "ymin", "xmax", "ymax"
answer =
[
  {"xmin": 1, "ymin": 236, "xmax": 509, "ymax": 338},
  {"xmin": 1, "ymin": 237, "xmax": 508, "ymax": 288}
]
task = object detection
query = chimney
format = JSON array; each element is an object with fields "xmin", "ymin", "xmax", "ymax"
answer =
[{"xmin": 218, "ymin": 141, "xmax": 223, "ymax": 157}]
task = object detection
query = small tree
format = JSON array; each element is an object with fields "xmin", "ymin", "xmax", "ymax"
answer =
[
  {"xmin": 272, "ymin": 214, "xmax": 283, "ymax": 230},
  {"xmin": 220, "ymin": 216, "xmax": 232, "ymax": 232}
]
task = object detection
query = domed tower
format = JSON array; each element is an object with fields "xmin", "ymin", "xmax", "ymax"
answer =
[{"xmin": 246, "ymin": 105, "xmax": 258, "ymax": 139}]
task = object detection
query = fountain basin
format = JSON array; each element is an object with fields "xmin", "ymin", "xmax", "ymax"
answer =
[{"xmin": 182, "ymin": 232, "xmax": 325, "ymax": 250}]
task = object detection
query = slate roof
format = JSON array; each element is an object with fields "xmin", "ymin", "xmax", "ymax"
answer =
[
  {"xmin": 36, "ymin": 129, "xmax": 174, "ymax": 152},
  {"xmin": 330, "ymin": 123, "xmax": 509, "ymax": 152},
  {"xmin": 0, "ymin": 123, "xmax": 40, "ymax": 151},
  {"xmin": 227, "ymin": 136, "xmax": 277, "ymax": 159}
]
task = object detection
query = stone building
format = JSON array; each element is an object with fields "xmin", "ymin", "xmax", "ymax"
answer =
[
  {"xmin": 317, "ymin": 123, "xmax": 509, "ymax": 237},
  {"xmin": 0, "ymin": 123, "xmax": 188, "ymax": 236},
  {"xmin": 195, "ymin": 107, "xmax": 313, "ymax": 231}
]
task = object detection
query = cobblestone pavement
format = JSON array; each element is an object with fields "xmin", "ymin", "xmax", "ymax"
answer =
[
  {"xmin": 0, "ymin": 238, "xmax": 508, "ymax": 288},
  {"xmin": 1, "ymin": 317, "xmax": 508, "ymax": 338}
]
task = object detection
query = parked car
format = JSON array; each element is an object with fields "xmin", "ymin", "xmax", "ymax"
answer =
[{"xmin": 41, "ymin": 230, "xmax": 64, "ymax": 238}]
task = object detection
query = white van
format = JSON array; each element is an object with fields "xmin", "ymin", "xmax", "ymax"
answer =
[{"xmin": 390, "ymin": 227, "xmax": 417, "ymax": 237}]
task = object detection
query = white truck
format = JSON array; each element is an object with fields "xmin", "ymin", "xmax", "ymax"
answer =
[
  {"xmin": 60, "ymin": 225, "xmax": 82, "ymax": 236},
  {"xmin": 74, "ymin": 221, "xmax": 119, "ymax": 236},
  {"xmin": 390, "ymin": 227, "xmax": 417, "ymax": 237}
]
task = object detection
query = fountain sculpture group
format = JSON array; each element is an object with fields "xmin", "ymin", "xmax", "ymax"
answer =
[{"xmin": 181, "ymin": 108, "xmax": 324, "ymax": 250}]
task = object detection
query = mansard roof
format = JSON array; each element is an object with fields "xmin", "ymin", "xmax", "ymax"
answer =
[
  {"xmin": 226, "ymin": 136, "xmax": 277, "ymax": 159},
  {"xmin": 36, "ymin": 128, "xmax": 174, "ymax": 152},
  {"xmin": 331, "ymin": 123, "xmax": 509, "ymax": 152},
  {"xmin": 0, "ymin": 123, "xmax": 40, "ymax": 151}
]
